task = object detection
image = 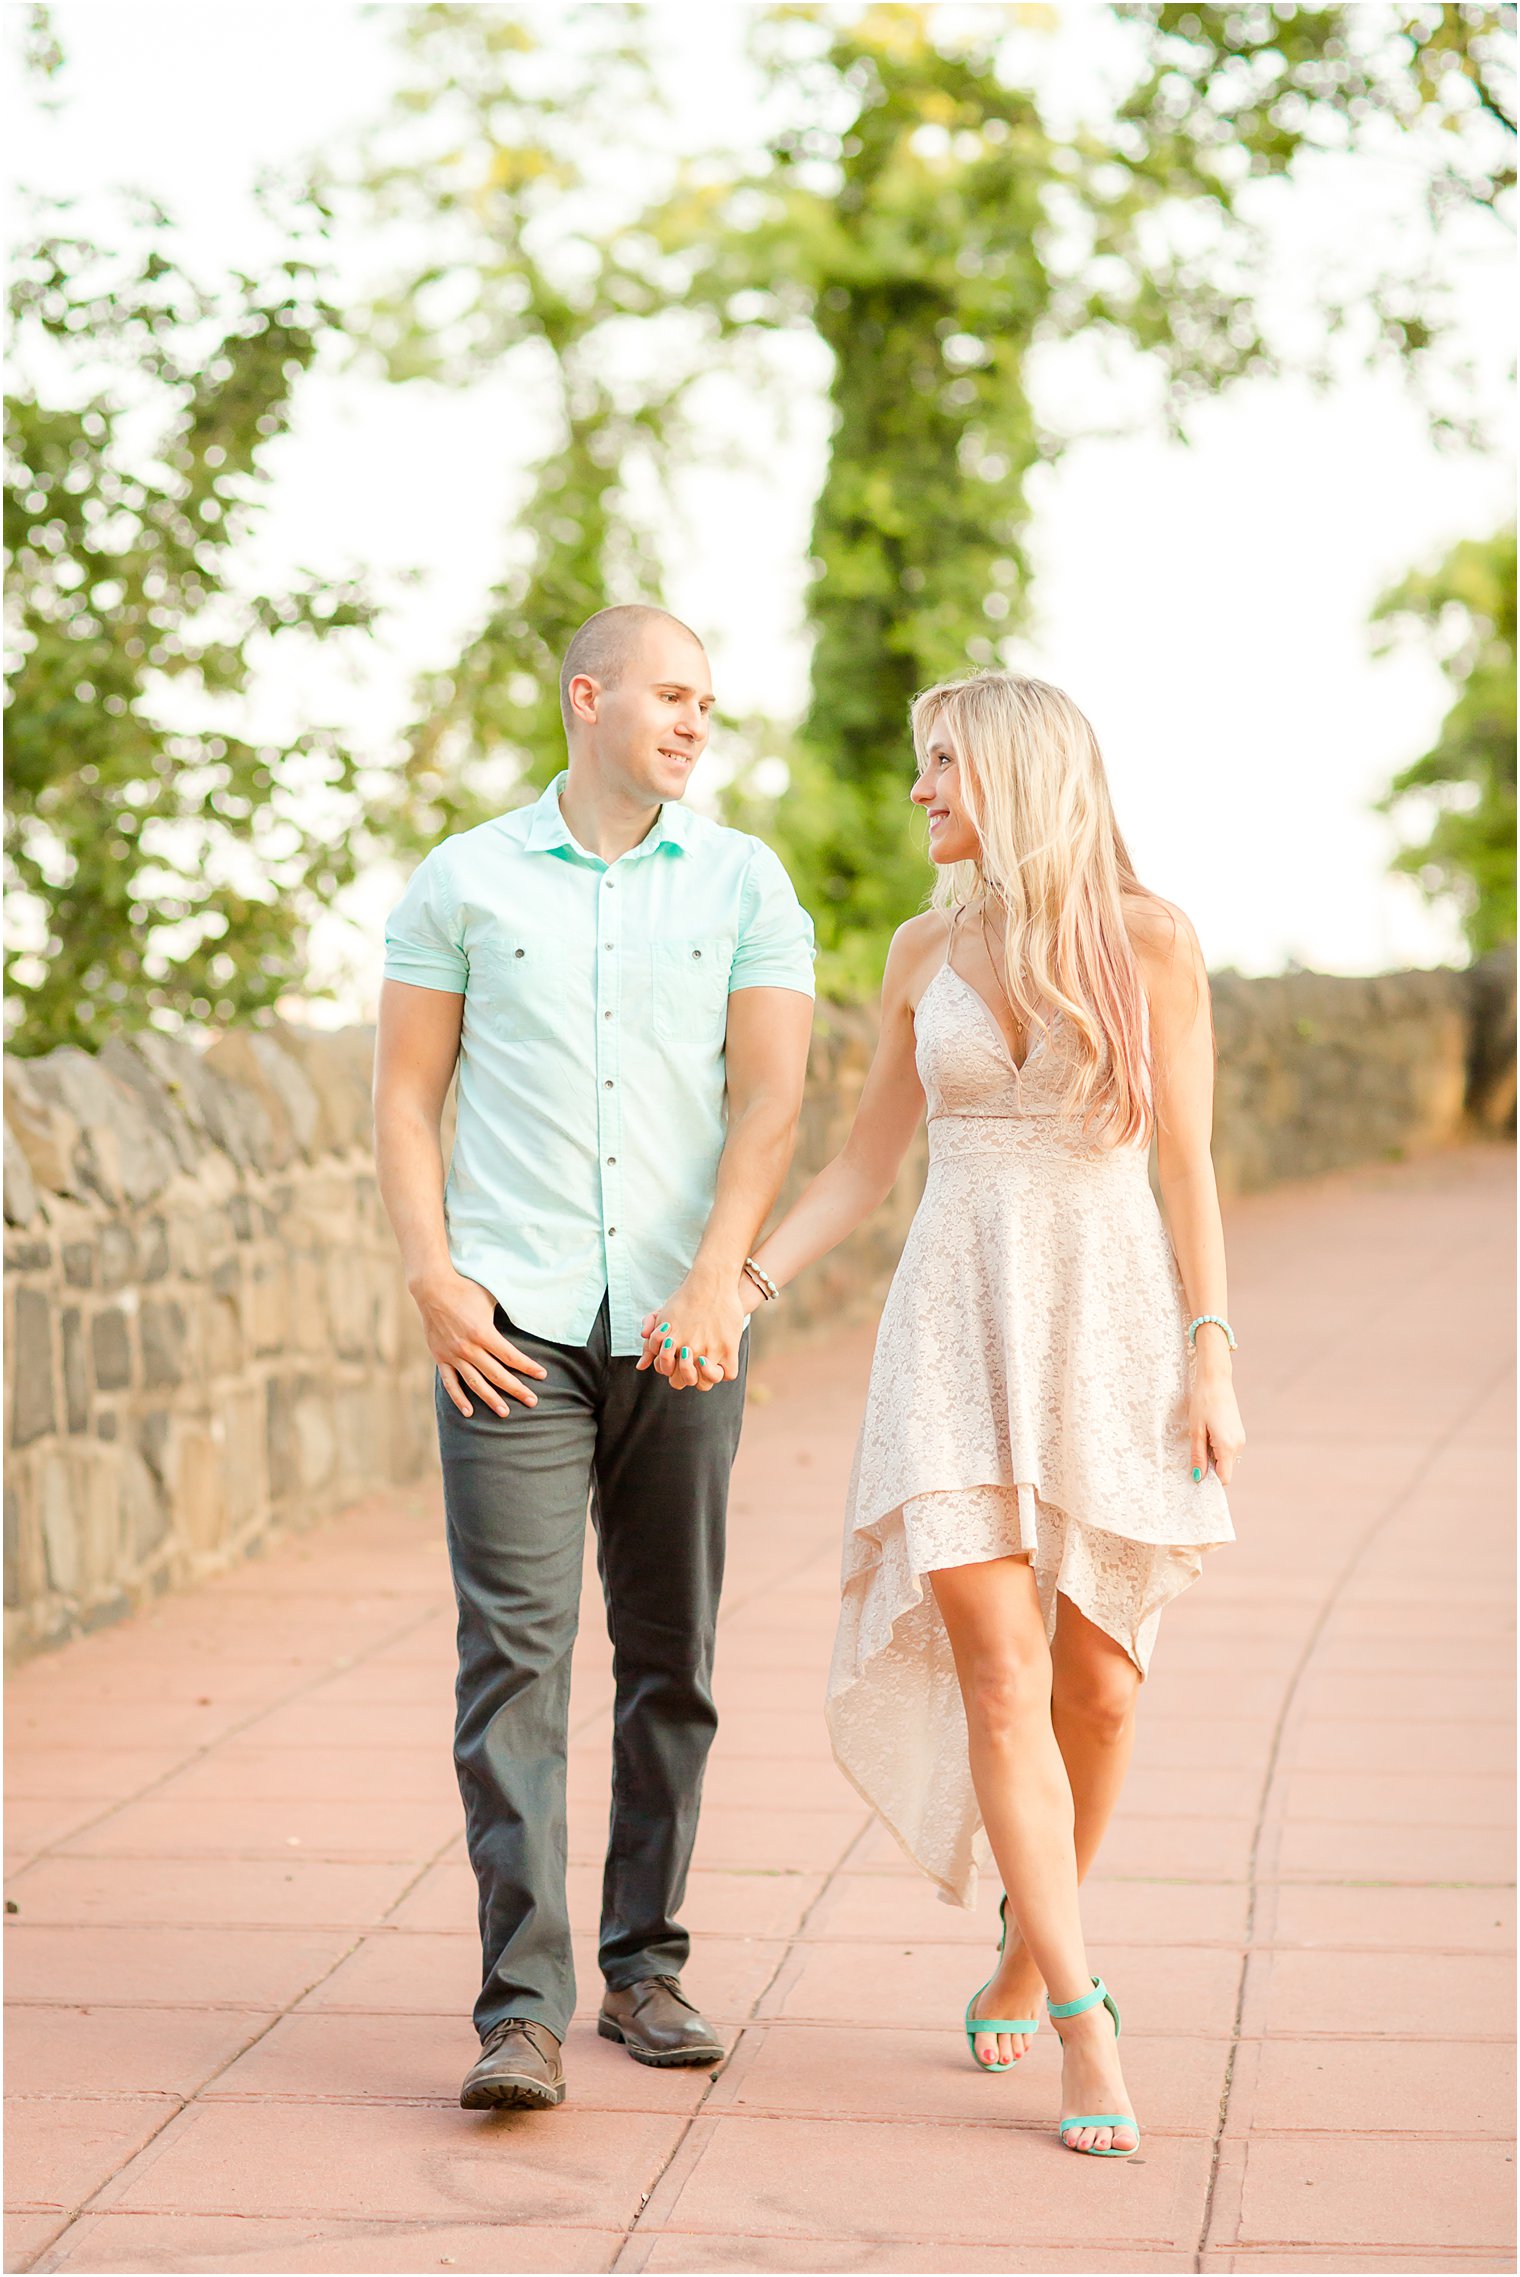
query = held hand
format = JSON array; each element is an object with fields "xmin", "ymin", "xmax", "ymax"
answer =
[
  {"xmin": 635, "ymin": 1273, "xmax": 746, "ymax": 1391},
  {"xmin": 412, "ymin": 1270, "xmax": 548, "ymax": 1420},
  {"xmin": 1188, "ymin": 1370, "xmax": 1245, "ymax": 1487}
]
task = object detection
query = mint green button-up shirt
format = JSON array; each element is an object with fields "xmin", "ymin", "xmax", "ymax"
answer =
[{"xmin": 382, "ymin": 771, "xmax": 816, "ymax": 1355}]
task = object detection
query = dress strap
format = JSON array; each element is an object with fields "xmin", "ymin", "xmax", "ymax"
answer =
[{"xmin": 943, "ymin": 905, "xmax": 966, "ymax": 970}]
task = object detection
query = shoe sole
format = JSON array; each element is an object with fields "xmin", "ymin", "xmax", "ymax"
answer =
[
  {"xmin": 459, "ymin": 2073, "xmax": 566, "ymax": 2111},
  {"xmin": 597, "ymin": 2017, "xmax": 724, "ymax": 2068}
]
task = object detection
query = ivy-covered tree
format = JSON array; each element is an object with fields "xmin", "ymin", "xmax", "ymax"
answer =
[
  {"xmin": 4, "ymin": 201, "xmax": 376, "ymax": 1055},
  {"xmin": 1373, "ymin": 526, "xmax": 1516, "ymax": 958}
]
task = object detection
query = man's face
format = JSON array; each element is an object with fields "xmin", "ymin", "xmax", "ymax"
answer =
[{"xmin": 582, "ymin": 625, "xmax": 715, "ymax": 803}]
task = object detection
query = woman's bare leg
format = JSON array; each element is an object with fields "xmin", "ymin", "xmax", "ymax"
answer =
[
  {"xmin": 992, "ymin": 1594, "xmax": 1143, "ymax": 2029},
  {"xmin": 932, "ymin": 1557, "xmax": 1136, "ymax": 2152}
]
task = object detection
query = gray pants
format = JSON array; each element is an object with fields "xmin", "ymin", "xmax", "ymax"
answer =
[{"xmin": 435, "ymin": 1292, "xmax": 747, "ymax": 2043}]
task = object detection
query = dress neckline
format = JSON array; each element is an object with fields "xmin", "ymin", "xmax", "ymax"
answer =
[{"xmin": 927, "ymin": 962, "xmax": 1055, "ymax": 1078}]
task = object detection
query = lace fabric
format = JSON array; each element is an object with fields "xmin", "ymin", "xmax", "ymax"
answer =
[{"xmin": 824, "ymin": 949, "xmax": 1235, "ymax": 1909}]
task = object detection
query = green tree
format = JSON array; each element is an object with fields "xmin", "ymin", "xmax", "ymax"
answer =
[
  {"xmin": 4, "ymin": 201, "xmax": 377, "ymax": 1056},
  {"xmin": 1373, "ymin": 526, "xmax": 1516, "ymax": 958}
]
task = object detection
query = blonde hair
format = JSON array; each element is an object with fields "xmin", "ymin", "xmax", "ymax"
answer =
[{"xmin": 910, "ymin": 669, "xmax": 1167, "ymax": 1148}]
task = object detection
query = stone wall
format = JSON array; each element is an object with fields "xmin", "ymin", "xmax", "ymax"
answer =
[{"xmin": 4, "ymin": 951, "xmax": 1512, "ymax": 1662}]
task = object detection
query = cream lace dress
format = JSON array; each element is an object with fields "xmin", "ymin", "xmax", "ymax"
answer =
[{"xmin": 824, "ymin": 927, "xmax": 1235, "ymax": 1907}]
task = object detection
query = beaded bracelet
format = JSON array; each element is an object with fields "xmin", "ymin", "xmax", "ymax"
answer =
[
  {"xmin": 742, "ymin": 1256, "xmax": 779, "ymax": 1303},
  {"xmin": 1186, "ymin": 1314, "xmax": 1237, "ymax": 1351}
]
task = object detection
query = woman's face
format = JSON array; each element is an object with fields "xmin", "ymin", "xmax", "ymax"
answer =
[{"xmin": 911, "ymin": 727, "xmax": 980, "ymax": 866}]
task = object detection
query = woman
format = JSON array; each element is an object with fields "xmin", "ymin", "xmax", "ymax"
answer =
[{"xmin": 730, "ymin": 670, "xmax": 1241, "ymax": 2156}]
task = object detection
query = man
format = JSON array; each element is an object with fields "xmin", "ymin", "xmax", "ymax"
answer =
[{"xmin": 373, "ymin": 604, "xmax": 816, "ymax": 2111}]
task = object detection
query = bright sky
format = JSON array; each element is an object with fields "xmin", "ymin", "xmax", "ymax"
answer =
[{"xmin": 8, "ymin": 3, "xmax": 1514, "ymax": 1018}]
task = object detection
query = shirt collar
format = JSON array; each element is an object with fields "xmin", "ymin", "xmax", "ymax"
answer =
[{"xmin": 521, "ymin": 770, "xmax": 691, "ymax": 862}]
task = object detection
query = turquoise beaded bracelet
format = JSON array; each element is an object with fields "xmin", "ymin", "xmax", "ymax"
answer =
[{"xmin": 1186, "ymin": 1314, "xmax": 1237, "ymax": 1351}]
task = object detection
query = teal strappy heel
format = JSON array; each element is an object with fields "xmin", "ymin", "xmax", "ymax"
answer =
[
  {"xmin": 1045, "ymin": 1976, "xmax": 1139, "ymax": 2156},
  {"xmin": 963, "ymin": 1894, "xmax": 1040, "ymax": 2072}
]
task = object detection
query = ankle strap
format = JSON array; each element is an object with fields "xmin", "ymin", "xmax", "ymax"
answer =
[{"xmin": 1047, "ymin": 1975, "xmax": 1108, "ymax": 2020}]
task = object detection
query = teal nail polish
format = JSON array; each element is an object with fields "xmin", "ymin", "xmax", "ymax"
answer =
[
  {"xmin": 663, "ymin": 1337, "xmax": 672, "ymax": 1350},
  {"xmin": 680, "ymin": 1346, "xmax": 689, "ymax": 1360},
  {"xmin": 1192, "ymin": 1466, "xmax": 1202, "ymax": 1482},
  {"xmin": 658, "ymin": 1322, "xmax": 670, "ymax": 1334}
]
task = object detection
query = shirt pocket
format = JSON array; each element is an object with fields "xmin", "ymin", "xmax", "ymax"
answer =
[
  {"xmin": 466, "ymin": 937, "xmax": 564, "ymax": 1041},
  {"xmin": 652, "ymin": 936, "xmax": 734, "ymax": 1047}
]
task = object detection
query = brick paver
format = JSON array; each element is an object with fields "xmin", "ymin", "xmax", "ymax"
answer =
[{"xmin": 4, "ymin": 1144, "xmax": 1514, "ymax": 2276}]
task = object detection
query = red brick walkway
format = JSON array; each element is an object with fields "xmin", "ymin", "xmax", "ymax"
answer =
[{"xmin": 5, "ymin": 1146, "xmax": 1514, "ymax": 2275}]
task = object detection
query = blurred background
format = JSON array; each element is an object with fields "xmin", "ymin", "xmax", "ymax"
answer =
[{"xmin": 5, "ymin": 0, "xmax": 1515, "ymax": 1053}]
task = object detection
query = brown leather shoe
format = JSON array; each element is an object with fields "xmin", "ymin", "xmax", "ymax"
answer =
[
  {"xmin": 459, "ymin": 2018, "xmax": 565, "ymax": 2110},
  {"xmin": 598, "ymin": 1975, "xmax": 725, "ymax": 2068}
]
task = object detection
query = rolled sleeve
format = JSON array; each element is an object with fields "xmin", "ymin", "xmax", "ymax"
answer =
[
  {"xmin": 382, "ymin": 849, "xmax": 468, "ymax": 993},
  {"xmin": 729, "ymin": 839, "xmax": 817, "ymax": 997}
]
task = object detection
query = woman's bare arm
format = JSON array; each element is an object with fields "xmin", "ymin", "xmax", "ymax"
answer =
[
  {"xmin": 744, "ymin": 917, "xmax": 938, "ymax": 1297},
  {"xmin": 1136, "ymin": 903, "xmax": 1246, "ymax": 1486}
]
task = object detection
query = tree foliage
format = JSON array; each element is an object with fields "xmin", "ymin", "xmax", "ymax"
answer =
[
  {"xmin": 4, "ymin": 202, "xmax": 376, "ymax": 1055},
  {"xmin": 1373, "ymin": 525, "xmax": 1516, "ymax": 958},
  {"xmin": 353, "ymin": 4, "xmax": 679, "ymax": 858},
  {"xmin": 355, "ymin": 2, "xmax": 1513, "ymax": 993}
]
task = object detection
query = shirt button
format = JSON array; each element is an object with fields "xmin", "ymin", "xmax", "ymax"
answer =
[
  {"xmin": 604, "ymin": 942, "xmax": 614, "ymax": 950},
  {"xmin": 604, "ymin": 1079, "xmax": 614, "ymax": 1089},
  {"xmin": 607, "ymin": 1226, "xmax": 616, "ymax": 1236},
  {"xmin": 604, "ymin": 1009, "xmax": 612, "ymax": 1019},
  {"xmin": 607, "ymin": 1155, "xmax": 616, "ymax": 1165}
]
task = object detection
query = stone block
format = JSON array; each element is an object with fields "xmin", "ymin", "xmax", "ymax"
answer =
[
  {"xmin": 97, "ymin": 1033, "xmax": 206, "ymax": 1175},
  {"xmin": 216, "ymin": 1387, "xmax": 264, "ymax": 1528},
  {"xmin": 61, "ymin": 1240, "xmax": 95, "ymax": 1287},
  {"xmin": 4, "ymin": 1483, "xmax": 22, "ymax": 1608},
  {"xmin": 91, "ymin": 1307, "xmax": 134, "ymax": 1394},
  {"xmin": 5, "ymin": 1061, "xmax": 86, "ymax": 1198},
  {"xmin": 248, "ymin": 1258, "xmax": 288, "ymax": 1355},
  {"xmin": 10, "ymin": 1287, "xmax": 56, "ymax": 1447},
  {"xmin": 330, "ymin": 1257, "xmax": 375, "ymax": 1362},
  {"xmin": 202, "ymin": 1031, "xmax": 301, "ymax": 1168},
  {"xmin": 61, "ymin": 1307, "xmax": 89, "ymax": 1435},
  {"xmin": 26, "ymin": 1046, "xmax": 178, "ymax": 1208},
  {"xmin": 98, "ymin": 1223, "xmax": 137, "ymax": 1291},
  {"xmin": 265, "ymin": 1375, "xmax": 299, "ymax": 1501},
  {"xmin": 140, "ymin": 1297, "xmax": 187, "ymax": 1389},
  {"xmin": 138, "ymin": 1407, "xmax": 172, "ymax": 1492},
  {"xmin": 139, "ymin": 1217, "xmax": 170, "ymax": 1281},
  {"xmin": 119, "ymin": 1443, "xmax": 170, "ymax": 1564},
  {"xmin": 40, "ymin": 1446, "xmax": 120, "ymax": 1602},
  {"xmin": 206, "ymin": 1279, "xmax": 244, "ymax": 1377},
  {"xmin": 291, "ymin": 1253, "xmax": 332, "ymax": 1357},
  {"xmin": 3, "ymin": 1116, "xmax": 39, "ymax": 1226},
  {"xmin": 174, "ymin": 1420, "xmax": 228, "ymax": 1557},
  {"xmin": 334, "ymin": 1380, "xmax": 381, "ymax": 1488},
  {"xmin": 294, "ymin": 1386, "xmax": 337, "ymax": 1494},
  {"xmin": 5, "ymin": 1233, "xmax": 52, "ymax": 1270},
  {"xmin": 278, "ymin": 1021, "xmax": 376, "ymax": 1154}
]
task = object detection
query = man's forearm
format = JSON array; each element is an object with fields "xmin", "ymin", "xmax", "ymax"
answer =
[
  {"xmin": 374, "ymin": 1099, "xmax": 455, "ymax": 1294},
  {"xmin": 689, "ymin": 1094, "xmax": 801, "ymax": 1285}
]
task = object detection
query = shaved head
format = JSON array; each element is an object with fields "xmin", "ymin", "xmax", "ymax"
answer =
[{"xmin": 558, "ymin": 604, "xmax": 706, "ymax": 730}]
